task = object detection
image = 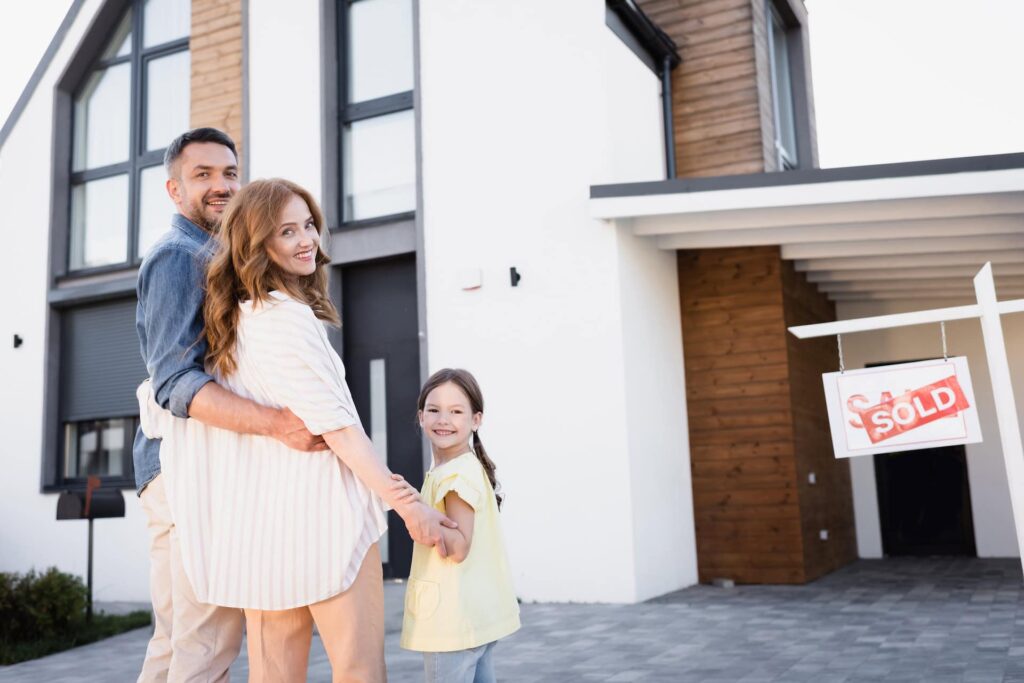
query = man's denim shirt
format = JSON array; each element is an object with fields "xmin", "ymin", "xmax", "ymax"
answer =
[{"xmin": 132, "ymin": 214, "xmax": 217, "ymax": 494}]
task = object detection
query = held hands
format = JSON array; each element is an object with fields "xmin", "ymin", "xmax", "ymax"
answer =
[
  {"xmin": 394, "ymin": 490, "xmax": 458, "ymax": 558},
  {"xmin": 270, "ymin": 407, "xmax": 329, "ymax": 452}
]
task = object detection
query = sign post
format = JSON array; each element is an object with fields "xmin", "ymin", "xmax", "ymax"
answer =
[
  {"xmin": 789, "ymin": 263, "xmax": 1024, "ymax": 575},
  {"xmin": 974, "ymin": 264, "xmax": 1024, "ymax": 568}
]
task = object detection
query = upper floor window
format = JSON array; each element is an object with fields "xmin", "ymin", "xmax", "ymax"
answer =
[
  {"xmin": 340, "ymin": 0, "xmax": 416, "ymax": 224},
  {"xmin": 767, "ymin": 3, "xmax": 798, "ymax": 170},
  {"xmin": 69, "ymin": 0, "xmax": 189, "ymax": 272}
]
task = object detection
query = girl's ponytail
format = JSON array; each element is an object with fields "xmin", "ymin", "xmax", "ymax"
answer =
[{"xmin": 472, "ymin": 431, "xmax": 503, "ymax": 509}]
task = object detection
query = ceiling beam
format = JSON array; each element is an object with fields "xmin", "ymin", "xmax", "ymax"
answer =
[
  {"xmin": 639, "ymin": 210, "xmax": 1023, "ymax": 238},
  {"xmin": 654, "ymin": 215, "xmax": 1024, "ymax": 249},
  {"xmin": 627, "ymin": 193, "xmax": 1024, "ymax": 233},
  {"xmin": 794, "ymin": 250, "xmax": 1024, "ymax": 272},
  {"xmin": 783, "ymin": 234, "xmax": 1024, "ymax": 260},
  {"xmin": 806, "ymin": 264, "xmax": 1024, "ymax": 282},
  {"xmin": 817, "ymin": 277, "xmax": 1024, "ymax": 293},
  {"xmin": 828, "ymin": 288, "xmax": 1024, "ymax": 302}
]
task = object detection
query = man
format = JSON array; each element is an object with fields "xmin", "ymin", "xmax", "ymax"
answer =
[{"xmin": 135, "ymin": 128, "xmax": 451, "ymax": 681}]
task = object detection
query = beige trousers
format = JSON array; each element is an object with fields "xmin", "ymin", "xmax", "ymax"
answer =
[
  {"xmin": 244, "ymin": 544, "xmax": 386, "ymax": 683},
  {"xmin": 137, "ymin": 474, "xmax": 245, "ymax": 682}
]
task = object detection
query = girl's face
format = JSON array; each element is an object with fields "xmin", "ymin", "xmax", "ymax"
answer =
[
  {"xmin": 266, "ymin": 193, "xmax": 320, "ymax": 281},
  {"xmin": 419, "ymin": 381, "xmax": 482, "ymax": 460}
]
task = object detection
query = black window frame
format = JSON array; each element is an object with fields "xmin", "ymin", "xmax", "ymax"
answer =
[
  {"xmin": 335, "ymin": 0, "xmax": 417, "ymax": 231},
  {"xmin": 61, "ymin": 416, "xmax": 140, "ymax": 490},
  {"xmin": 65, "ymin": 0, "xmax": 189, "ymax": 278},
  {"xmin": 764, "ymin": 0, "xmax": 815, "ymax": 171},
  {"xmin": 42, "ymin": 0, "xmax": 192, "ymax": 493}
]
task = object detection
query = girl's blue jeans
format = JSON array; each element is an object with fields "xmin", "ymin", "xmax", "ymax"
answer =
[{"xmin": 422, "ymin": 640, "xmax": 497, "ymax": 683}]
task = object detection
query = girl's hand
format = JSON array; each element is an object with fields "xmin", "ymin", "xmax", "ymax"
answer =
[{"xmin": 388, "ymin": 473, "xmax": 420, "ymax": 505}]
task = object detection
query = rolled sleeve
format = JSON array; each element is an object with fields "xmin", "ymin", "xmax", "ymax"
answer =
[
  {"xmin": 433, "ymin": 470, "xmax": 484, "ymax": 510},
  {"xmin": 138, "ymin": 245, "xmax": 215, "ymax": 418},
  {"xmin": 167, "ymin": 370, "xmax": 215, "ymax": 418}
]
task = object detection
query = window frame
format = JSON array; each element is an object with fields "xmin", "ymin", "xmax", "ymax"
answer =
[
  {"xmin": 767, "ymin": 3, "xmax": 797, "ymax": 170},
  {"xmin": 764, "ymin": 0, "xmax": 814, "ymax": 172},
  {"xmin": 61, "ymin": 416, "xmax": 140, "ymax": 490},
  {"xmin": 65, "ymin": 0, "xmax": 189, "ymax": 277},
  {"xmin": 42, "ymin": 0, "xmax": 191, "ymax": 493},
  {"xmin": 335, "ymin": 0, "xmax": 417, "ymax": 230}
]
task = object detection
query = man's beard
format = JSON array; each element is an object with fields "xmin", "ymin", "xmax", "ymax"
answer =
[
  {"xmin": 190, "ymin": 210, "xmax": 219, "ymax": 232},
  {"xmin": 186, "ymin": 195, "xmax": 229, "ymax": 233}
]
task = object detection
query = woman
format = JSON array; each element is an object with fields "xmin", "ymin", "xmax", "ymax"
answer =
[{"xmin": 139, "ymin": 178, "xmax": 446, "ymax": 682}]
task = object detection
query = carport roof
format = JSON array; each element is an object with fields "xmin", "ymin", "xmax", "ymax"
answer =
[{"xmin": 590, "ymin": 153, "xmax": 1024, "ymax": 302}]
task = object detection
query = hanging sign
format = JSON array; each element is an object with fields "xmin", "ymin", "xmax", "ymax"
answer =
[{"xmin": 822, "ymin": 357, "xmax": 982, "ymax": 458}]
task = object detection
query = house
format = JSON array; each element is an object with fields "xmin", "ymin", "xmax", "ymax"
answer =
[{"xmin": 1, "ymin": 0, "xmax": 1022, "ymax": 605}]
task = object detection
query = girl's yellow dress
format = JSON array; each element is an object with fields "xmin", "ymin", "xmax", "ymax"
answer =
[{"xmin": 400, "ymin": 452, "xmax": 521, "ymax": 652}]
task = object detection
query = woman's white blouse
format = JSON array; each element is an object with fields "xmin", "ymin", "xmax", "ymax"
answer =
[{"xmin": 138, "ymin": 291, "xmax": 387, "ymax": 610}]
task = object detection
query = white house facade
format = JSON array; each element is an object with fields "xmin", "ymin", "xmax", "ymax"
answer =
[{"xmin": 1, "ymin": 0, "xmax": 1022, "ymax": 605}]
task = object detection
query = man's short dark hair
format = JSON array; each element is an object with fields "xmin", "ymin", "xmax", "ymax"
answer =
[{"xmin": 164, "ymin": 127, "xmax": 238, "ymax": 176}]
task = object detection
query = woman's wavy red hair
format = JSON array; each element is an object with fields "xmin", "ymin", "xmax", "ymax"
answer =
[{"xmin": 203, "ymin": 178, "xmax": 339, "ymax": 377}]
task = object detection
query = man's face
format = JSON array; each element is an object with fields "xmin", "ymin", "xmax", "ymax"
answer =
[{"xmin": 166, "ymin": 142, "xmax": 240, "ymax": 232}]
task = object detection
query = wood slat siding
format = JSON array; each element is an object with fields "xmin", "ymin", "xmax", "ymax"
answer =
[
  {"xmin": 190, "ymin": 0, "xmax": 244, "ymax": 159},
  {"xmin": 679, "ymin": 246, "xmax": 854, "ymax": 584},
  {"xmin": 749, "ymin": 0, "xmax": 778, "ymax": 171},
  {"xmin": 781, "ymin": 259, "xmax": 857, "ymax": 580},
  {"xmin": 680, "ymin": 246, "xmax": 796, "ymax": 583},
  {"xmin": 638, "ymin": 0, "xmax": 818, "ymax": 176},
  {"xmin": 637, "ymin": 0, "xmax": 770, "ymax": 177}
]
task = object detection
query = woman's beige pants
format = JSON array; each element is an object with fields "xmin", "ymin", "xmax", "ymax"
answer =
[{"xmin": 243, "ymin": 544, "xmax": 386, "ymax": 683}]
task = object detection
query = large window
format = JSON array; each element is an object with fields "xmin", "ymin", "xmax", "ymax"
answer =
[
  {"xmin": 339, "ymin": 0, "xmax": 416, "ymax": 225},
  {"xmin": 767, "ymin": 3, "xmax": 798, "ymax": 170},
  {"xmin": 69, "ymin": 0, "xmax": 188, "ymax": 272}
]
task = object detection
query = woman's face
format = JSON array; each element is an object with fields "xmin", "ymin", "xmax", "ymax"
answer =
[{"xmin": 266, "ymin": 193, "xmax": 320, "ymax": 280}]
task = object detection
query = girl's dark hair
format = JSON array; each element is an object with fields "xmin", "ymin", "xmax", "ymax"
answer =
[{"xmin": 417, "ymin": 368, "xmax": 503, "ymax": 509}]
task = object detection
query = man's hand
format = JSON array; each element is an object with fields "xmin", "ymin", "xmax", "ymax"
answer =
[
  {"xmin": 398, "ymin": 501, "xmax": 457, "ymax": 558},
  {"xmin": 269, "ymin": 407, "xmax": 328, "ymax": 452}
]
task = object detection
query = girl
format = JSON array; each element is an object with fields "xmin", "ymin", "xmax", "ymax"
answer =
[
  {"xmin": 400, "ymin": 369, "xmax": 521, "ymax": 683},
  {"xmin": 138, "ymin": 178, "xmax": 454, "ymax": 683}
]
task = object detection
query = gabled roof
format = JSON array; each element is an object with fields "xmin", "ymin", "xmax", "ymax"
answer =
[{"xmin": 0, "ymin": 1, "xmax": 86, "ymax": 152}]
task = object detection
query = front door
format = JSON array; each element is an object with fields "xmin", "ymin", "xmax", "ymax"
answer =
[
  {"xmin": 874, "ymin": 445, "xmax": 977, "ymax": 556},
  {"xmin": 339, "ymin": 255, "xmax": 422, "ymax": 578}
]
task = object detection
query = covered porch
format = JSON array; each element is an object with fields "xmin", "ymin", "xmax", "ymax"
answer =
[{"xmin": 590, "ymin": 153, "xmax": 1024, "ymax": 584}]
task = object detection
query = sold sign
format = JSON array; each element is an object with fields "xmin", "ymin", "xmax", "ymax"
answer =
[
  {"xmin": 855, "ymin": 376, "xmax": 970, "ymax": 444},
  {"xmin": 822, "ymin": 357, "xmax": 982, "ymax": 458}
]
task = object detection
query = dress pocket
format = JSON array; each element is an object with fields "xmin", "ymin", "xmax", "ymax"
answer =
[{"xmin": 405, "ymin": 579, "xmax": 440, "ymax": 620}]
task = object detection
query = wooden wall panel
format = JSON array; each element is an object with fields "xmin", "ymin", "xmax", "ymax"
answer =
[
  {"xmin": 679, "ymin": 246, "xmax": 804, "ymax": 583},
  {"xmin": 190, "ymin": 0, "xmax": 244, "ymax": 160},
  {"xmin": 638, "ymin": 0, "xmax": 817, "ymax": 176},
  {"xmin": 680, "ymin": 246, "xmax": 854, "ymax": 584},
  {"xmin": 637, "ymin": 0, "xmax": 769, "ymax": 177},
  {"xmin": 781, "ymin": 260, "xmax": 857, "ymax": 580}
]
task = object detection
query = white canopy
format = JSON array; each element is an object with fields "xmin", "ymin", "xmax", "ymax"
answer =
[{"xmin": 590, "ymin": 153, "xmax": 1024, "ymax": 302}]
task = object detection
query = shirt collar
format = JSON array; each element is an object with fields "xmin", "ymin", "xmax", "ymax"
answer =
[{"xmin": 171, "ymin": 213, "xmax": 214, "ymax": 244}]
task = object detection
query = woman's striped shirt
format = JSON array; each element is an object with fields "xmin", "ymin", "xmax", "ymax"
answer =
[{"xmin": 138, "ymin": 291, "xmax": 387, "ymax": 610}]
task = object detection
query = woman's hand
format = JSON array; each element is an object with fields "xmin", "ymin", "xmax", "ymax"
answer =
[
  {"xmin": 323, "ymin": 426, "xmax": 456, "ymax": 556},
  {"xmin": 388, "ymin": 473, "xmax": 421, "ymax": 505}
]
